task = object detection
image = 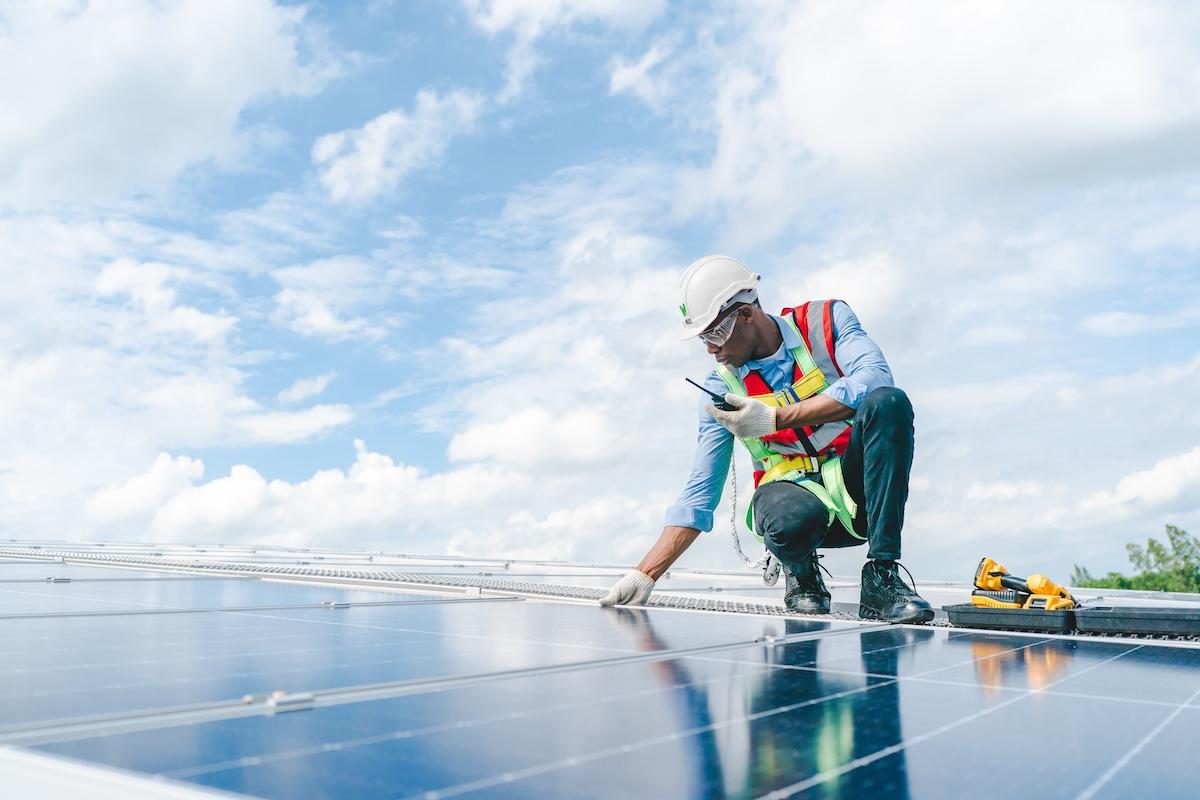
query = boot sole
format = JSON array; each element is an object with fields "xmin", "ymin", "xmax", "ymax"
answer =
[{"xmin": 859, "ymin": 604, "xmax": 934, "ymax": 625}]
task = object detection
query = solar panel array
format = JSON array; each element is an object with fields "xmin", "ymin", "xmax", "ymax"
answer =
[{"xmin": 2, "ymin": 542, "xmax": 1198, "ymax": 799}]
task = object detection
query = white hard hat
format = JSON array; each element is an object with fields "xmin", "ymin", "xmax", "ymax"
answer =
[{"xmin": 677, "ymin": 255, "xmax": 760, "ymax": 339}]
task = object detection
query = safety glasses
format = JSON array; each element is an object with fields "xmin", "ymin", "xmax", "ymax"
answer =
[{"xmin": 698, "ymin": 307, "xmax": 741, "ymax": 346}]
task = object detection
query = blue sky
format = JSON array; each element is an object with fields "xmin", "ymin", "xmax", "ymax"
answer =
[{"xmin": 1, "ymin": 0, "xmax": 1198, "ymax": 581}]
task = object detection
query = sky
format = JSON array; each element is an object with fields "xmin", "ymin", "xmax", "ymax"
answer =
[{"xmin": 1, "ymin": 0, "xmax": 1198, "ymax": 582}]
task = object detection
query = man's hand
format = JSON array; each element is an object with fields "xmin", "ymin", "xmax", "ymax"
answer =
[
  {"xmin": 599, "ymin": 569, "xmax": 656, "ymax": 607},
  {"xmin": 706, "ymin": 393, "xmax": 776, "ymax": 438}
]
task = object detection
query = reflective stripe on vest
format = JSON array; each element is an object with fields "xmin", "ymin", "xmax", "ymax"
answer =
[{"xmin": 797, "ymin": 300, "xmax": 844, "ymax": 380}]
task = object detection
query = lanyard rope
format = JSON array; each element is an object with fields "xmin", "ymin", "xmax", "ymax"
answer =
[{"xmin": 726, "ymin": 455, "xmax": 780, "ymax": 583}]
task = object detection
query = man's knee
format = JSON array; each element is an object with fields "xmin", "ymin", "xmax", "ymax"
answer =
[
  {"xmin": 859, "ymin": 387, "xmax": 913, "ymax": 425},
  {"xmin": 752, "ymin": 482, "xmax": 827, "ymax": 552}
]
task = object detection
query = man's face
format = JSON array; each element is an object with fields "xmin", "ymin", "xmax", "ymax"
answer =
[{"xmin": 703, "ymin": 305, "xmax": 755, "ymax": 368}]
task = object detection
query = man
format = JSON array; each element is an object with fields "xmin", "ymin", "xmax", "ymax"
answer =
[{"xmin": 599, "ymin": 255, "xmax": 933, "ymax": 623}]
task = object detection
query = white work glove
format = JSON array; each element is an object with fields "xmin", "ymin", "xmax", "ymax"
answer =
[
  {"xmin": 599, "ymin": 569, "xmax": 656, "ymax": 607},
  {"xmin": 706, "ymin": 393, "xmax": 777, "ymax": 438}
]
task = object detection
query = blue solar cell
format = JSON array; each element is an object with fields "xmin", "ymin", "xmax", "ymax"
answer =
[
  {"xmin": 1024, "ymin": 643, "xmax": 1200, "ymax": 705},
  {"xmin": 0, "ymin": 563, "xmax": 179, "ymax": 579},
  {"xmin": 1085, "ymin": 704, "xmax": 1200, "ymax": 800},
  {"xmin": 817, "ymin": 691, "xmax": 1176, "ymax": 800},
  {"xmin": 1, "ymin": 603, "xmax": 838, "ymax": 727},
  {"xmin": 700, "ymin": 626, "xmax": 1156, "ymax": 696},
  {"xmin": 0, "ymin": 577, "xmax": 419, "ymax": 615},
  {"xmin": 32, "ymin": 625, "xmax": 1200, "ymax": 799},
  {"xmin": 0, "ymin": 587, "xmax": 165, "ymax": 615}
]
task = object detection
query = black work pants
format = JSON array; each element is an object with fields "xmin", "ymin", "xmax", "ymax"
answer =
[{"xmin": 751, "ymin": 387, "xmax": 914, "ymax": 566}]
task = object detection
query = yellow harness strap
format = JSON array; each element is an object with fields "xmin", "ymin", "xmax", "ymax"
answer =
[
  {"xmin": 746, "ymin": 368, "xmax": 828, "ymax": 410},
  {"xmin": 789, "ymin": 458, "xmax": 862, "ymax": 540},
  {"xmin": 759, "ymin": 455, "xmax": 822, "ymax": 484},
  {"xmin": 748, "ymin": 457, "xmax": 865, "ymax": 542}
]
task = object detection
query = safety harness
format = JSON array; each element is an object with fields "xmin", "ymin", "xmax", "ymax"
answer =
[{"xmin": 714, "ymin": 304, "xmax": 865, "ymax": 542}]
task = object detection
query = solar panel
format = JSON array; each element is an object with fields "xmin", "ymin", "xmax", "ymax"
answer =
[
  {"xmin": 0, "ymin": 577, "xmax": 442, "ymax": 616},
  {"xmin": 1, "ymin": 542, "xmax": 1198, "ymax": 799},
  {"xmin": 0, "ymin": 562, "xmax": 203, "ymax": 579}
]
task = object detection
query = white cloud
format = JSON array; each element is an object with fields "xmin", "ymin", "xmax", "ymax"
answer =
[
  {"xmin": 0, "ymin": 208, "xmax": 369, "ymax": 540},
  {"xmin": 772, "ymin": 2, "xmax": 1200, "ymax": 183},
  {"xmin": 1076, "ymin": 447, "xmax": 1200, "ymax": 520},
  {"xmin": 278, "ymin": 372, "xmax": 336, "ymax": 404},
  {"xmin": 966, "ymin": 480, "xmax": 1041, "ymax": 502},
  {"xmin": 269, "ymin": 249, "xmax": 514, "ymax": 343},
  {"xmin": 1079, "ymin": 308, "xmax": 1200, "ymax": 337},
  {"xmin": 1055, "ymin": 387, "xmax": 1082, "ymax": 408},
  {"xmin": 679, "ymin": 1, "xmax": 1200, "ymax": 243},
  {"xmin": 962, "ymin": 325, "xmax": 1030, "ymax": 346},
  {"xmin": 272, "ymin": 288, "xmax": 388, "ymax": 341},
  {"xmin": 90, "ymin": 440, "xmax": 527, "ymax": 545},
  {"xmin": 127, "ymin": 370, "xmax": 354, "ymax": 448},
  {"xmin": 270, "ymin": 257, "xmax": 394, "ymax": 341},
  {"xmin": 88, "ymin": 453, "xmax": 205, "ymax": 522},
  {"xmin": 465, "ymin": 0, "xmax": 662, "ymax": 34},
  {"xmin": 448, "ymin": 494, "xmax": 662, "ymax": 562},
  {"xmin": 95, "ymin": 258, "xmax": 236, "ymax": 344},
  {"xmin": 475, "ymin": 159, "xmax": 676, "ymax": 256},
  {"xmin": 378, "ymin": 215, "xmax": 426, "ymax": 242},
  {"xmin": 217, "ymin": 191, "xmax": 343, "ymax": 256},
  {"xmin": 448, "ymin": 406, "xmax": 633, "ymax": 471},
  {"xmin": 464, "ymin": 0, "xmax": 665, "ymax": 101},
  {"xmin": 86, "ymin": 440, "xmax": 663, "ymax": 565},
  {"xmin": 235, "ymin": 405, "xmax": 353, "ymax": 444},
  {"xmin": 312, "ymin": 89, "xmax": 484, "ymax": 202},
  {"xmin": 785, "ymin": 253, "xmax": 905, "ymax": 330},
  {"xmin": 609, "ymin": 37, "xmax": 676, "ymax": 111},
  {"xmin": 384, "ymin": 254, "xmax": 515, "ymax": 300},
  {"xmin": 0, "ymin": 0, "xmax": 338, "ymax": 206}
]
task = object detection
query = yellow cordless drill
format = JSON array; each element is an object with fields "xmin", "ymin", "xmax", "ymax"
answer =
[{"xmin": 971, "ymin": 557, "xmax": 1078, "ymax": 611}]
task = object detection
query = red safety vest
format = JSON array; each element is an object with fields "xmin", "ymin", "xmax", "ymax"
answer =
[{"xmin": 716, "ymin": 300, "xmax": 854, "ymax": 488}]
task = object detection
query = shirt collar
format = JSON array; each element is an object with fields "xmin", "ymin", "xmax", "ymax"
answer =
[{"xmin": 736, "ymin": 313, "xmax": 802, "ymax": 376}]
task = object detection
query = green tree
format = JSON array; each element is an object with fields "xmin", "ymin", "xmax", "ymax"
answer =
[{"xmin": 1071, "ymin": 525, "xmax": 1200, "ymax": 593}]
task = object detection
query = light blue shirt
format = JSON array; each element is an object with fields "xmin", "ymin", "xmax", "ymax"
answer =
[{"xmin": 665, "ymin": 301, "xmax": 894, "ymax": 532}]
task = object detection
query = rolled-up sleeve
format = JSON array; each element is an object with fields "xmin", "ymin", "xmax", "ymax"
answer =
[
  {"xmin": 821, "ymin": 301, "xmax": 894, "ymax": 410},
  {"xmin": 664, "ymin": 372, "xmax": 733, "ymax": 532}
]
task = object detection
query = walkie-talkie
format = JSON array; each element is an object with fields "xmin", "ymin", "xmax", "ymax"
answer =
[
  {"xmin": 686, "ymin": 378, "xmax": 736, "ymax": 411},
  {"xmin": 688, "ymin": 378, "xmax": 823, "ymax": 457}
]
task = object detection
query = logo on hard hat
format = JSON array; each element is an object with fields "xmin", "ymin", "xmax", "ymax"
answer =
[{"xmin": 679, "ymin": 303, "xmax": 689, "ymax": 319}]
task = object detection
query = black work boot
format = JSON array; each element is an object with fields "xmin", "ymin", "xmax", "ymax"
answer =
[
  {"xmin": 859, "ymin": 560, "xmax": 934, "ymax": 624},
  {"xmin": 783, "ymin": 554, "xmax": 831, "ymax": 614}
]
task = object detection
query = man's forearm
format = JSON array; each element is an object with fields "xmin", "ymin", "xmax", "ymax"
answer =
[
  {"xmin": 775, "ymin": 392, "xmax": 854, "ymax": 430},
  {"xmin": 636, "ymin": 526, "xmax": 700, "ymax": 580}
]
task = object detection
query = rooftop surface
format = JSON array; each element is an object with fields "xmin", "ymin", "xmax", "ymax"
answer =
[{"xmin": 1, "ymin": 540, "xmax": 1198, "ymax": 799}]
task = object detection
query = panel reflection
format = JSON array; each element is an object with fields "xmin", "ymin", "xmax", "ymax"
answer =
[
  {"xmin": 970, "ymin": 638, "xmax": 1071, "ymax": 698},
  {"xmin": 604, "ymin": 610, "xmax": 941, "ymax": 799}
]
